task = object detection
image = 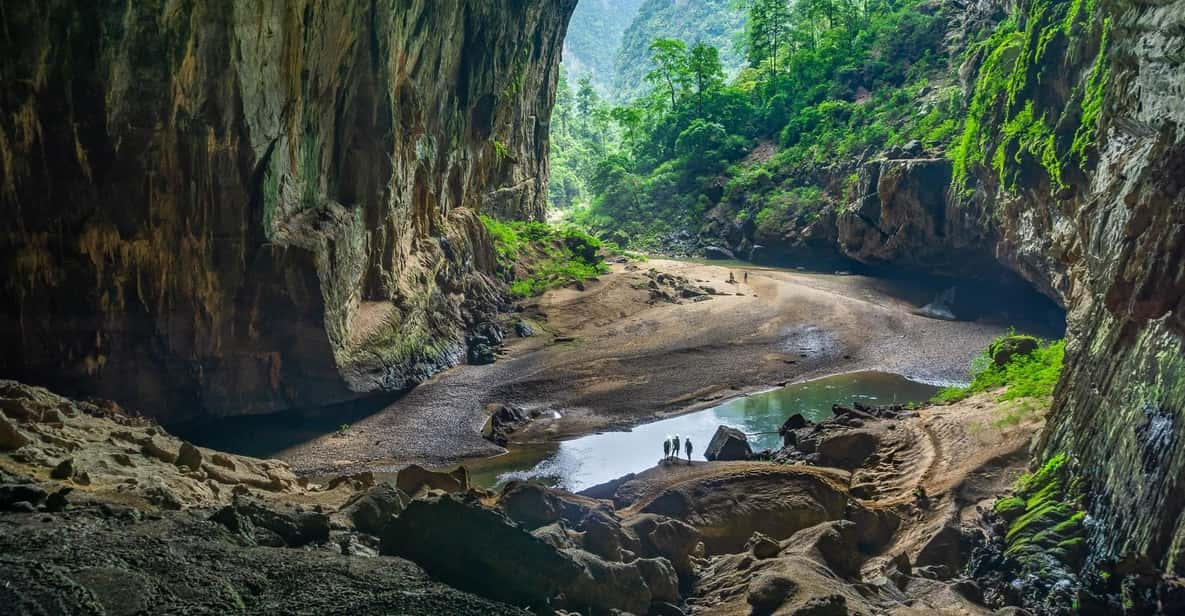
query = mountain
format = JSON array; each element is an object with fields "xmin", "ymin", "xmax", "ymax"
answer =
[
  {"xmin": 563, "ymin": 0, "xmax": 646, "ymax": 96},
  {"xmin": 613, "ymin": 0, "xmax": 747, "ymax": 102}
]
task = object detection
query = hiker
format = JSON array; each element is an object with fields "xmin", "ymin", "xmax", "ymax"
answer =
[
  {"xmin": 672, "ymin": 435, "xmax": 681, "ymax": 461},
  {"xmin": 743, "ymin": 271, "xmax": 749, "ymax": 283},
  {"xmin": 685, "ymin": 438, "xmax": 693, "ymax": 464},
  {"xmin": 663, "ymin": 438, "xmax": 671, "ymax": 461}
]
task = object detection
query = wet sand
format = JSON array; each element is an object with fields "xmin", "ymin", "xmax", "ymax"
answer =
[{"xmin": 278, "ymin": 260, "xmax": 1011, "ymax": 475}]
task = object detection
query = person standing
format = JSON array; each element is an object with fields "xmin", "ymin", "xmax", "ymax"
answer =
[
  {"xmin": 672, "ymin": 435, "xmax": 681, "ymax": 461},
  {"xmin": 663, "ymin": 438, "xmax": 671, "ymax": 462},
  {"xmin": 685, "ymin": 439, "xmax": 693, "ymax": 464}
]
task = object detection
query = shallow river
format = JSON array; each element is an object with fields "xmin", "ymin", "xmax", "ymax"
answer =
[{"xmin": 465, "ymin": 371, "xmax": 938, "ymax": 491}]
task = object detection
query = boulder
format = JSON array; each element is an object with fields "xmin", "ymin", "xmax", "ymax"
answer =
[
  {"xmin": 140, "ymin": 436, "xmax": 178, "ymax": 464},
  {"xmin": 781, "ymin": 520, "xmax": 865, "ymax": 578},
  {"xmin": 337, "ymin": 482, "xmax": 408, "ymax": 535},
  {"xmin": 498, "ymin": 481, "xmax": 606, "ymax": 530},
  {"xmin": 622, "ymin": 514, "xmax": 702, "ymax": 579},
  {"xmin": 703, "ymin": 246, "xmax": 736, "ymax": 260},
  {"xmin": 0, "ymin": 411, "xmax": 30, "ymax": 450},
  {"xmin": 395, "ymin": 464, "xmax": 468, "ymax": 496},
  {"xmin": 176, "ymin": 442, "xmax": 203, "ymax": 470},
  {"xmin": 481, "ymin": 404, "xmax": 534, "ymax": 447},
  {"xmin": 780, "ymin": 412, "xmax": 809, "ymax": 433},
  {"xmin": 747, "ymin": 531, "xmax": 781, "ymax": 559},
  {"xmin": 639, "ymin": 469, "xmax": 848, "ymax": 554},
  {"xmin": 635, "ymin": 557, "xmax": 680, "ymax": 604},
  {"xmin": 380, "ymin": 493, "xmax": 582, "ymax": 609},
  {"xmin": 705, "ymin": 425, "xmax": 753, "ymax": 461},
  {"xmin": 531, "ymin": 522, "xmax": 577, "ymax": 551},
  {"xmin": 580, "ymin": 510, "xmax": 624, "ymax": 561},
  {"xmin": 815, "ymin": 429, "xmax": 880, "ymax": 470},
  {"xmin": 0, "ymin": 483, "xmax": 48, "ymax": 511},
  {"xmin": 514, "ymin": 320, "xmax": 535, "ymax": 337},
  {"xmin": 748, "ymin": 572, "xmax": 800, "ymax": 615},
  {"xmin": 914, "ymin": 523, "xmax": 975, "ymax": 577},
  {"xmin": 561, "ymin": 549, "xmax": 655, "ymax": 615},
  {"xmin": 990, "ymin": 334, "xmax": 1040, "ymax": 366},
  {"xmin": 50, "ymin": 458, "xmax": 75, "ymax": 480},
  {"xmin": 210, "ymin": 497, "xmax": 330, "ymax": 547}
]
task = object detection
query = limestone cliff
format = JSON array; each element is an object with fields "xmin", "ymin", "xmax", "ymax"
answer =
[
  {"xmin": 0, "ymin": 0, "xmax": 576, "ymax": 421},
  {"xmin": 1027, "ymin": 0, "xmax": 1185, "ymax": 576},
  {"xmin": 851, "ymin": 0, "xmax": 1185, "ymax": 577}
]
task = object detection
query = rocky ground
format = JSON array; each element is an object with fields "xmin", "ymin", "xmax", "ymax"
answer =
[
  {"xmin": 275, "ymin": 259, "xmax": 1021, "ymax": 476},
  {"xmin": 1, "ymin": 373, "xmax": 1053, "ymax": 615}
]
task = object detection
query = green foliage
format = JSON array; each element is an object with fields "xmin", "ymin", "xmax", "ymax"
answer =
[
  {"xmin": 933, "ymin": 334, "xmax": 1065, "ymax": 405},
  {"xmin": 565, "ymin": 0, "xmax": 953, "ymax": 248},
  {"xmin": 481, "ymin": 216, "xmax": 609, "ymax": 298},
  {"xmin": 614, "ymin": 0, "xmax": 747, "ymax": 103},
  {"xmin": 1071, "ymin": 16, "xmax": 1111, "ymax": 162}
]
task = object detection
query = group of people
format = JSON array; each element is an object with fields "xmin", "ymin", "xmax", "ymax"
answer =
[{"xmin": 662, "ymin": 434, "xmax": 693, "ymax": 464}]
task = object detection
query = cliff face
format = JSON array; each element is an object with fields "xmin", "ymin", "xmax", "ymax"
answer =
[
  {"xmin": 0, "ymin": 0, "xmax": 576, "ymax": 421},
  {"xmin": 1031, "ymin": 0, "xmax": 1185, "ymax": 575},
  {"xmin": 848, "ymin": 0, "xmax": 1185, "ymax": 575}
]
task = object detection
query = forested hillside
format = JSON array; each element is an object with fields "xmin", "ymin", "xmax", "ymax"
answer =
[
  {"xmin": 558, "ymin": 0, "xmax": 958, "ymax": 252},
  {"xmin": 613, "ymin": 0, "xmax": 747, "ymax": 103},
  {"xmin": 562, "ymin": 0, "xmax": 644, "ymax": 95}
]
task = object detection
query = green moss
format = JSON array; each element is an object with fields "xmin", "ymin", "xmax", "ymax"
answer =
[
  {"xmin": 998, "ymin": 452, "xmax": 1086, "ymax": 565},
  {"xmin": 1071, "ymin": 17, "xmax": 1111, "ymax": 163},
  {"xmin": 952, "ymin": 0, "xmax": 1109, "ymax": 194},
  {"xmin": 994, "ymin": 495, "xmax": 1027, "ymax": 520}
]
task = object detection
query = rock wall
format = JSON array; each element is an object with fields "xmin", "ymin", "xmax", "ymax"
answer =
[
  {"xmin": 852, "ymin": 0, "xmax": 1185, "ymax": 576},
  {"xmin": 0, "ymin": 0, "xmax": 576, "ymax": 421},
  {"xmin": 1030, "ymin": 0, "xmax": 1185, "ymax": 575}
]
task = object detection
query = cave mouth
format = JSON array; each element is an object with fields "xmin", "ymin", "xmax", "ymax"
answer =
[{"xmin": 865, "ymin": 267, "xmax": 1067, "ymax": 338}]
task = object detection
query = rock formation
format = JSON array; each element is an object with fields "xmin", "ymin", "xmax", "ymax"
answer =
[{"xmin": 0, "ymin": 0, "xmax": 577, "ymax": 422}]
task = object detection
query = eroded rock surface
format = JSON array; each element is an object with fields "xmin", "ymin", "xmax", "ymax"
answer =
[{"xmin": 0, "ymin": 0, "xmax": 576, "ymax": 422}]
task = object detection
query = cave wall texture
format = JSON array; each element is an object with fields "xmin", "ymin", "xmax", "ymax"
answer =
[
  {"xmin": 0, "ymin": 0, "xmax": 576, "ymax": 422},
  {"xmin": 845, "ymin": 0, "xmax": 1185, "ymax": 575},
  {"xmin": 1027, "ymin": 0, "xmax": 1185, "ymax": 576}
]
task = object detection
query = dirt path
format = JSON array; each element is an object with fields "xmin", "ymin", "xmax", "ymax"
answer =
[{"xmin": 278, "ymin": 260, "xmax": 1011, "ymax": 475}]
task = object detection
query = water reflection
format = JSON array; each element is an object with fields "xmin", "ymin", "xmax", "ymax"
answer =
[{"xmin": 475, "ymin": 371, "xmax": 938, "ymax": 492}]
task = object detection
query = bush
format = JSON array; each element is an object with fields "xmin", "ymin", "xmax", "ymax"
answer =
[
  {"xmin": 934, "ymin": 334, "xmax": 1065, "ymax": 405},
  {"xmin": 481, "ymin": 216, "xmax": 609, "ymax": 298}
]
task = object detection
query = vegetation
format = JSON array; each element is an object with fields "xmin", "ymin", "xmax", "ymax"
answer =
[
  {"xmin": 933, "ymin": 334, "xmax": 1065, "ymax": 408},
  {"xmin": 993, "ymin": 452, "xmax": 1086, "ymax": 567},
  {"xmin": 548, "ymin": 0, "xmax": 1112, "ymax": 254},
  {"xmin": 563, "ymin": 0, "xmax": 646, "ymax": 97},
  {"xmin": 613, "ymin": 0, "xmax": 746, "ymax": 103},
  {"xmin": 482, "ymin": 216, "xmax": 609, "ymax": 298},
  {"xmin": 951, "ymin": 0, "xmax": 1110, "ymax": 193},
  {"xmin": 550, "ymin": 0, "xmax": 956, "ymax": 249}
]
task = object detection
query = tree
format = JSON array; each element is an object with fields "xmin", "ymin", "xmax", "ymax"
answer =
[
  {"xmin": 687, "ymin": 43, "xmax": 726, "ymax": 117},
  {"xmin": 737, "ymin": 0, "xmax": 792, "ymax": 95},
  {"xmin": 645, "ymin": 38, "xmax": 690, "ymax": 111}
]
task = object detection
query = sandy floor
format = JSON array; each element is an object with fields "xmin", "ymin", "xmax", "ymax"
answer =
[{"xmin": 279, "ymin": 260, "xmax": 1012, "ymax": 475}]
